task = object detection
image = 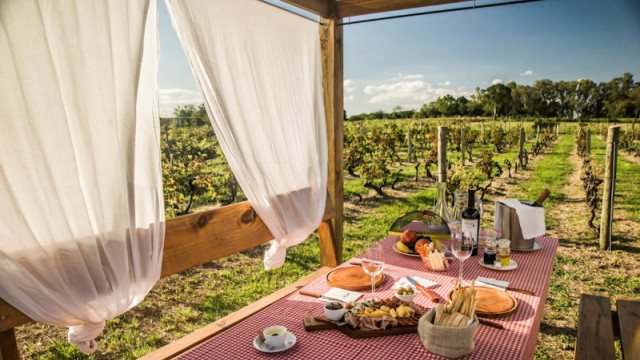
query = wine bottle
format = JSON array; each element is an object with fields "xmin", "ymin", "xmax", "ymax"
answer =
[
  {"xmin": 461, "ymin": 189, "xmax": 480, "ymax": 256},
  {"xmin": 532, "ymin": 189, "xmax": 550, "ymax": 207}
]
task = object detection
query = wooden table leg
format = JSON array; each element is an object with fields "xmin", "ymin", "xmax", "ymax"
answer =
[{"xmin": 0, "ymin": 328, "xmax": 20, "ymax": 360}]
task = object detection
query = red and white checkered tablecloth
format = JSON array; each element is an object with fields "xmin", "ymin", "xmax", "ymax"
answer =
[{"xmin": 178, "ymin": 235, "xmax": 558, "ymax": 360}]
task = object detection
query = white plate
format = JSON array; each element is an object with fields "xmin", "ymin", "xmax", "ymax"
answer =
[
  {"xmin": 253, "ymin": 332, "xmax": 296, "ymax": 353},
  {"xmin": 478, "ymin": 257, "xmax": 518, "ymax": 271},
  {"xmin": 511, "ymin": 241, "xmax": 543, "ymax": 252},
  {"xmin": 392, "ymin": 241, "xmax": 420, "ymax": 257}
]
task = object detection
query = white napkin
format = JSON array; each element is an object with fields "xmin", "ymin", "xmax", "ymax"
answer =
[
  {"xmin": 495, "ymin": 199, "xmax": 546, "ymax": 239},
  {"xmin": 320, "ymin": 287, "xmax": 362, "ymax": 303},
  {"xmin": 476, "ymin": 277, "xmax": 509, "ymax": 291},
  {"xmin": 394, "ymin": 276, "xmax": 438, "ymax": 289}
]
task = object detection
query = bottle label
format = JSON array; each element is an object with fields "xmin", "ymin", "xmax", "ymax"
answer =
[{"xmin": 461, "ymin": 218, "xmax": 479, "ymax": 247}]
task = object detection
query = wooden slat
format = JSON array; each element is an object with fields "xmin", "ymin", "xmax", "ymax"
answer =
[
  {"xmin": 320, "ymin": 14, "xmax": 344, "ymax": 266},
  {"xmin": 279, "ymin": 0, "xmax": 330, "ymax": 17},
  {"xmin": 336, "ymin": 0, "xmax": 468, "ymax": 18},
  {"xmin": 162, "ymin": 195, "xmax": 335, "ymax": 278},
  {"xmin": 574, "ymin": 292, "xmax": 616, "ymax": 360},
  {"xmin": 139, "ymin": 266, "xmax": 333, "ymax": 360},
  {"xmin": 0, "ymin": 328, "xmax": 20, "ymax": 360},
  {"xmin": 616, "ymin": 298, "xmax": 640, "ymax": 360}
]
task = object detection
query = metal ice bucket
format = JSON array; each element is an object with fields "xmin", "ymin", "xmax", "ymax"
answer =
[{"xmin": 497, "ymin": 200, "xmax": 536, "ymax": 250}]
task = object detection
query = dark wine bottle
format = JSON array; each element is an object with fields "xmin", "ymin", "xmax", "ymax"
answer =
[
  {"xmin": 531, "ymin": 189, "xmax": 550, "ymax": 207},
  {"xmin": 461, "ymin": 189, "xmax": 480, "ymax": 256}
]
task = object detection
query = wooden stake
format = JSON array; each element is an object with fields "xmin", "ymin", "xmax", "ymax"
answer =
[
  {"xmin": 586, "ymin": 128, "xmax": 591, "ymax": 154},
  {"xmin": 599, "ymin": 126, "xmax": 620, "ymax": 250},
  {"xmin": 460, "ymin": 126, "xmax": 465, "ymax": 165},
  {"xmin": 437, "ymin": 126, "xmax": 447, "ymax": 183},
  {"xmin": 519, "ymin": 127, "xmax": 525, "ymax": 167},
  {"xmin": 407, "ymin": 128, "xmax": 413, "ymax": 162}
]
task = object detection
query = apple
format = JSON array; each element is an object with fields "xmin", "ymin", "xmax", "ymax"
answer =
[{"xmin": 400, "ymin": 230, "xmax": 418, "ymax": 245}]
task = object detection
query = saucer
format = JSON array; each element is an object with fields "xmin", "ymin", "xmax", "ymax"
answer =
[
  {"xmin": 478, "ymin": 257, "xmax": 518, "ymax": 271},
  {"xmin": 253, "ymin": 332, "xmax": 296, "ymax": 353},
  {"xmin": 392, "ymin": 241, "xmax": 420, "ymax": 257},
  {"xmin": 511, "ymin": 241, "xmax": 543, "ymax": 252}
]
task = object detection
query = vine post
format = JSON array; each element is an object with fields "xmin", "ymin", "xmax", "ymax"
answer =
[
  {"xmin": 408, "ymin": 128, "xmax": 413, "ymax": 162},
  {"xmin": 586, "ymin": 127, "xmax": 591, "ymax": 154},
  {"xmin": 518, "ymin": 127, "xmax": 525, "ymax": 167},
  {"xmin": 438, "ymin": 126, "xmax": 447, "ymax": 182},
  {"xmin": 599, "ymin": 126, "xmax": 620, "ymax": 250},
  {"xmin": 536, "ymin": 124, "xmax": 540, "ymax": 145},
  {"xmin": 460, "ymin": 126, "xmax": 465, "ymax": 165},
  {"xmin": 556, "ymin": 123, "xmax": 559, "ymax": 137}
]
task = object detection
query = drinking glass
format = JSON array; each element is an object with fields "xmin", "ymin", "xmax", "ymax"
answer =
[
  {"xmin": 452, "ymin": 231, "xmax": 473, "ymax": 285},
  {"xmin": 362, "ymin": 243, "xmax": 385, "ymax": 300}
]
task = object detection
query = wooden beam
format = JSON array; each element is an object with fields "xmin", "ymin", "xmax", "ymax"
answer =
[
  {"xmin": 616, "ymin": 298, "xmax": 640, "ymax": 360},
  {"xmin": 0, "ymin": 329, "xmax": 20, "ymax": 360},
  {"xmin": 279, "ymin": 0, "xmax": 330, "ymax": 17},
  {"xmin": 319, "ymin": 13, "xmax": 344, "ymax": 266},
  {"xmin": 1, "ymin": 195, "xmax": 335, "ymax": 331},
  {"xmin": 574, "ymin": 292, "xmax": 616, "ymax": 360},
  {"xmin": 139, "ymin": 266, "xmax": 333, "ymax": 360},
  {"xmin": 0, "ymin": 299, "xmax": 32, "ymax": 333},
  {"xmin": 336, "ymin": 0, "xmax": 468, "ymax": 18}
]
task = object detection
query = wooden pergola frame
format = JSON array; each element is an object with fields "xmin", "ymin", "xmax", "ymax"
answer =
[{"xmin": 0, "ymin": 1, "xmax": 466, "ymax": 359}]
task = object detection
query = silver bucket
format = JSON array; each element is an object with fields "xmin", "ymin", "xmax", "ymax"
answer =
[{"xmin": 497, "ymin": 200, "xmax": 536, "ymax": 250}]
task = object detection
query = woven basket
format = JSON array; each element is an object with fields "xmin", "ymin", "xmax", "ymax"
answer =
[{"xmin": 418, "ymin": 309, "xmax": 479, "ymax": 358}]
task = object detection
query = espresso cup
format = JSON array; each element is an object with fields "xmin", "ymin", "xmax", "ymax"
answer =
[{"xmin": 263, "ymin": 325, "xmax": 287, "ymax": 348}]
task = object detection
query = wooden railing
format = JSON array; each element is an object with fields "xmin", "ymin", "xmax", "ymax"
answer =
[{"xmin": 0, "ymin": 196, "xmax": 336, "ymax": 360}]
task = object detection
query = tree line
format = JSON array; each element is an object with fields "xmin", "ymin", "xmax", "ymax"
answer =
[{"xmin": 347, "ymin": 73, "xmax": 640, "ymax": 122}]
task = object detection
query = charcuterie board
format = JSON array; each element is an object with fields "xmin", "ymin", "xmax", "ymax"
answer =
[
  {"xmin": 326, "ymin": 266, "xmax": 385, "ymax": 291},
  {"xmin": 447, "ymin": 287, "xmax": 518, "ymax": 318},
  {"xmin": 303, "ymin": 316, "xmax": 417, "ymax": 338}
]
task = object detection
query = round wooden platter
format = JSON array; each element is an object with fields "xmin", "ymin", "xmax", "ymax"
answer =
[
  {"xmin": 326, "ymin": 266, "xmax": 386, "ymax": 291},
  {"xmin": 448, "ymin": 287, "xmax": 518, "ymax": 318}
]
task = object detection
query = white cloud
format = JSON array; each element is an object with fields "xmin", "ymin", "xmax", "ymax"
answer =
[
  {"xmin": 520, "ymin": 70, "xmax": 533, "ymax": 76},
  {"xmin": 395, "ymin": 73, "xmax": 424, "ymax": 80},
  {"xmin": 363, "ymin": 80, "xmax": 468, "ymax": 107},
  {"xmin": 159, "ymin": 88, "xmax": 202, "ymax": 117},
  {"xmin": 343, "ymin": 79, "xmax": 357, "ymax": 92},
  {"xmin": 344, "ymin": 95, "xmax": 355, "ymax": 102},
  {"xmin": 438, "ymin": 80, "xmax": 452, "ymax": 86},
  {"xmin": 491, "ymin": 78, "xmax": 503, "ymax": 85}
]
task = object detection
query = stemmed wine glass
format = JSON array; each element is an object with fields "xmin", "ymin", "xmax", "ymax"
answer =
[
  {"xmin": 362, "ymin": 243, "xmax": 385, "ymax": 301},
  {"xmin": 452, "ymin": 231, "xmax": 473, "ymax": 286}
]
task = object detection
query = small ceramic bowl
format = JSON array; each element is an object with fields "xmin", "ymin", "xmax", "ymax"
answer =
[
  {"xmin": 324, "ymin": 302, "xmax": 345, "ymax": 321},
  {"xmin": 263, "ymin": 325, "xmax": 288, "ymax": 348},
  {"xmin": 394, "ymin": 286, "xmax": 416, "ymax": 303}
]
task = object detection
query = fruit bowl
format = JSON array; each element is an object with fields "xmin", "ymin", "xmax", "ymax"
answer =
[{"xmin": 419, "ymin": 245, "xmax": 454, "ymax": 272}]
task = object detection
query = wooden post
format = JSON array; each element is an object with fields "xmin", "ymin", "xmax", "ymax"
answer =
[
  {"xmin": 519, "ymin": 127, "xmax": 525, "ymax": 167},
  {"xmin": 536, "ymin": 124, "xmax": 540, "ymax": 145},
  {"xmin": 437, "ymin": 126, "xmax": 447, "ymax": 183},
  {"xmin": 0, "ymin": 329, "xmax": 20, "ymax": 360},
  {"xmin": 599, "ymin": 126, "xmax": 620, "ymax": 250},
  {"xmin": 556, "ymin": 123, "xmax": 559, "ymax": 137},
  {"xmin": 407, "ymin": 128, "xmax": 413, "ymax": 162},
  {"xmin": 481, "ymin": 120, "xmax": 484, "ymax": 137},
  {"xmin": 319, "ymin": 13, "xmax": 343, "ymax": 266},
  {"xmin": 586, "ymin": 128, "xmax": 591, "ymax": 154},
  {"xmin": 460, "ymin": 126, "xmax": 465, "ymax": 165}
]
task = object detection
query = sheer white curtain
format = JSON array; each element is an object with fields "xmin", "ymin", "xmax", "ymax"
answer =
[
  {"xmin": 0, "ymin": 0, "xmax": 163, "ymax": 354},
  {"xmin": 166, "ymin": 0, "xmax": 327, "ymax": 269}
]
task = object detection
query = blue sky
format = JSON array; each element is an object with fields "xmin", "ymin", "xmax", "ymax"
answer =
[{"xmin": 158, "ymin": 0, "xmax": 640, "ymax": 117}]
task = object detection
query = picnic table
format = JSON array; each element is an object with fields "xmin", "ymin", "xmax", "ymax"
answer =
[{"xmin": 176, "ymin": 234, "xmax": 558, "ymax": 359}]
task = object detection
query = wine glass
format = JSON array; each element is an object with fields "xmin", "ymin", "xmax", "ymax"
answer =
[
  {"xmin": 452, "ymin": 231, "xmax": 473, "ymax": 286},
  {"xmin": 362, "ymin": 243, "xmax": 385, "ymax": 301}
]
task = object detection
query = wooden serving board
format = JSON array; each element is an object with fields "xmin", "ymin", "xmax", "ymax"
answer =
[
  {"xmin": 326, "ymin": 266, "xmax": 385, "ymax": 291},
  {"xmin": 448, "ymin": 287, "xmax": 518, "ymax": 318},
  {"xmin": 303, "ymin": 316, "xmax": 417, "ymax": 338}
]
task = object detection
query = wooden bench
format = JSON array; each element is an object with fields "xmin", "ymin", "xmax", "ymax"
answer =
[
  {"xmin": 574, "ymin": 292, "xmax": 640, "ymax": 360},
  {"xmin": 0, "ymin": 197, "xmax": 339, "ymax": 360}
]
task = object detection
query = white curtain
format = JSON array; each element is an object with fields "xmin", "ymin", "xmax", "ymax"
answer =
[
  {"xmin": 0, "ymin": 0, "xmax": 163, "ymax": 354},
  {"xmin": 166, "ymin": 0, "xmax": 327, "ymax": 269}
]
